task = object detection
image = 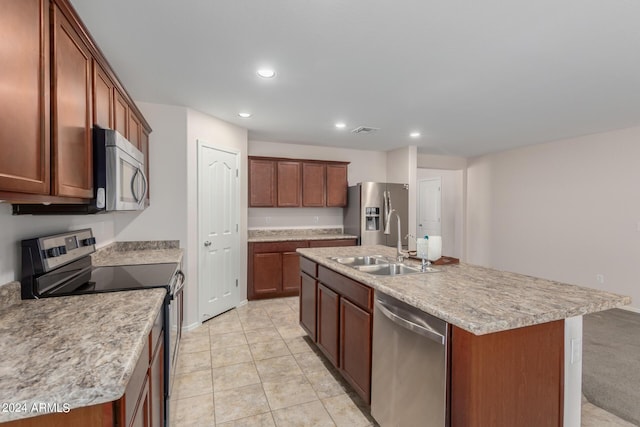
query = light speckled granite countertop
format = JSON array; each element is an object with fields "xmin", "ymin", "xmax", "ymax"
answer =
[
  {"xmin": 0, "ymin": 284, "xmax": 165, "ymax": 422},
  {"xmin": 297, "ymin": 245, "xmax": 631, "ymax": 335},
  {"xmin": 248, "ymin": 228, "xmax": 357, "ymax": 243},
  {"xmin": 91, "ymin": 241, "xmax": 184, "ymax": 266}
]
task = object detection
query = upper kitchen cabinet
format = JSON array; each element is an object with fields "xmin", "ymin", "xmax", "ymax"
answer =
[
  {"xmin": 114, "ymin": 89, "xmax": 129, "ymax": 138},
  {"xmin": 249, "ymin": 156, "xmax": 349, "ymax": 208},
  {"xmin": 0, "ymin": 0, "xmax": 153, "ymax": 204},
  {"xmin": 92, "ymin": 60, "xmax": 114, "ymax": 130},
  {"xmin": 0, "ymin": 0, "xmax": 50, "ymax": 196},
  {"xmin": 302, "ymin": 162, "xmax": 325, "ymax": 207},
  {"xmin": 277, "ymin": 160, "xmax": 301, "ymax": 207},
  {"xmin": 249, "ymin": 158, "xmax": 277, "ymax": 207},
  {"xmin": 51, "ymin": 2, "xmax": 93, "ymax": 198},
  {"xmin": 326, "ymin": 163, "xmax": 348, "ymax": 207}
]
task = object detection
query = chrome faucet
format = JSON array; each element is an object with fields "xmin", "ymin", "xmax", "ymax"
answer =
[{"xmin": 384, "ymin": 209, "xmax": 405, "ymax": 262}]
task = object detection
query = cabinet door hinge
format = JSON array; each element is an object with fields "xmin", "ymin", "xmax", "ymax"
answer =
[
  {"xmin": 235, "ymin": 279, "xmax": 238, "ymax": 287},
  {"xmin": 236, "ymin": 224, "xmax": 239, "ymax": 232},
  {"xmin": 236, "ymin": 169, "xmax": 239, "ymax": 177}
]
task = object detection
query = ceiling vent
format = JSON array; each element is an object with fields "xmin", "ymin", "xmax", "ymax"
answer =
[{"xmin": 351, "ymin": 126, "xmax": 380, "ymax": 134}]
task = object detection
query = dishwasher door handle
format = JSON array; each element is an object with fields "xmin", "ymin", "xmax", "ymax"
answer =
[{"xmin": 375, "ymin": 298, "xmax": 446, "ymax": 345}]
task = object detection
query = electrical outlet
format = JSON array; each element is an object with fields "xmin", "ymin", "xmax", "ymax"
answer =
[
  {"xmin": 265, "ymin": 216, "xmax": 271, "ymax": 225},
  {"xmin": 596, "ymin": 274, "xmax": 604, "ymax": 284},
  {"xmin": 313, "ymin": 216, "xmax": 319, "ymax": 224}
]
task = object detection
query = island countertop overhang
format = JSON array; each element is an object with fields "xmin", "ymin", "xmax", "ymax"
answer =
[{"xmin": 297, "ymin": 245, "xmax": 631, "ymax": 335}]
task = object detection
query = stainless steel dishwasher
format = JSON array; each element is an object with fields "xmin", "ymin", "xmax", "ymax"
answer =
[{"xmin": 371, "ymin": 292, "xmax": 449, "ymax": 427}]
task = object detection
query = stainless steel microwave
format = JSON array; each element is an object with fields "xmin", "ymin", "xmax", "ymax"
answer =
[
  {"xmin": 96, "ymin": 128, "xmax": 147, "ymax": 211},
  {"xmin": 11, "ymin": 127, "xmax": 147, "ymax": 215}
]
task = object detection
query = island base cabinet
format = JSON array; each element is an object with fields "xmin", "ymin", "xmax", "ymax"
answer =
[
  {"xmin": 299, "ymin": 272, "xmax": 317, "ymax": 340},
  {"xmin": 450, "ymin": 320, "xmax": 564, "ymax": 427},
  {"xmin": 317, "ymin": 283, "xmax": 340, "ymax": 366},
  {"xmin": 339, "ymin": 298, "xmax": 372, "ymax": 403}
]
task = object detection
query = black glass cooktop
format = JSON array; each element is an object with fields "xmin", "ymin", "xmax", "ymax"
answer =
[{"xmin": 41, "ymin": 262, "xmax": 179, "ymax": 296}]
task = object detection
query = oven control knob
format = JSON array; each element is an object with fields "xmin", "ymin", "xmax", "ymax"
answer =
[
  {"xmin": 46, "ymin": 247, "xmax": 59, "ymax": 258},
  {"xmin": 80, "ymin": 237, "xmax": 96, "ymax": 246}
]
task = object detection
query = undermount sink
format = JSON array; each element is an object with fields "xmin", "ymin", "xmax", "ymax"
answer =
[
  {"xmin": 329, "ymin": 255, "xmax": 387, "ymax": 266},
  {"xmin": 328, "ymin": 254, "xmax": 439, "ymax": 275},
  {"xmin": 357, "ymin": 263, "xmax": 424, "ymax": 276}
]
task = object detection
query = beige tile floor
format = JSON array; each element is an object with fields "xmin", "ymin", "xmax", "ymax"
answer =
[
  {"xmin": 171, "ymin": 296, "xmax": 633, "ymax": 427},
  {"xmin": 171, "ymin": 296, "xmax": 377, "ymax": 426}
]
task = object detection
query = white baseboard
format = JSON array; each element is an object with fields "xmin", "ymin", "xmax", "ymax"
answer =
[
  {"xmin": 620, "ymin": 305, "xmax": 640, "ymax": 314},
  {"xmin": 182, "ymin": 321, "xmax": 201, "ymax": 332},
  {"xmin": 237, "ymin": 299, "xmax": 248, "ymax": 307}
]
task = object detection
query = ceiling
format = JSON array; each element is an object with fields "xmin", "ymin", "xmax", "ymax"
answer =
[{"xmin": 70, "ymin": 0, "xmax": 640, "ymax": 157}]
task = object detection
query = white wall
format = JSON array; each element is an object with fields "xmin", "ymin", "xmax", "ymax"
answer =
[
  {"xmin": 0, "ymin": 205, "xmax": 119, "ymax": 285},
  {"xmin": 187, "ymin": 108, "xmax": 248, "ymax": 327},
  {"xmin": 248, "ymin": 140, "xmax": 387, "ymax": 229},
  {"xmin": 466, "ymin": 125, "xmax": 640, "ymax": 310},
  {"xmin": 116, "ymin": 103, "xmax": 188, "ymax": 243},
  {"xmin": 417, "ymin": 168, "xmax": 464, "ymax": 259}
]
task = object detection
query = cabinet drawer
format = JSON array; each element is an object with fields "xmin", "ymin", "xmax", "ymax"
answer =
[
  {"xmin": 318, "ymin": 266, "xmax": 373, "ymax": 312},
  {"xmin": 251, "ymin": 241, "xmax": 309, "ymax": 253},
  {"xmin": 300, "ymin": 257, "xmax": 318, "ymax": 278}
]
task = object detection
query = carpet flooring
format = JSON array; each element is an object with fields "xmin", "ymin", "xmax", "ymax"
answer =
[{"xmin": 583, "ymin": 308, "xmax": 640, "ymax": 426}]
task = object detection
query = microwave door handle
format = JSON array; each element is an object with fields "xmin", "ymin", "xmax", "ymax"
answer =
[
  {"xmin": 139, "ymin": 167, "xmax": 148, "ymax": 204},
  {"xmin": 130, "ymin": 167, "xmax": 141, "ymax": 203}
]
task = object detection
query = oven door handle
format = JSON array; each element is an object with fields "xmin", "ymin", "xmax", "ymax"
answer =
[{"xmin": 171, "ymin": 270, "xmax": 185, "ymax": 298}]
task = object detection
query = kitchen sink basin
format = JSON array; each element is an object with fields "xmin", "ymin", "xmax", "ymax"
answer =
[
  {"xmin": 357, "ymin": 263, "xmax": 427, "ymax": 276},
  {"xmin": 329, "ymin": 255, "xmax": 388, "ymax": 266}
]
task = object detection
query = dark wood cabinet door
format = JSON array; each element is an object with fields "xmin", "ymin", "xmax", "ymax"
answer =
[
  {"xmin": 451, "ymin": 321, "xmax": 563, "ymax": 427},
  {"xmin": 308, "ymin": 239, "xmax": 357, "ymax": 248},
  {"xmin": 51, "ymin": 3, "xmax": 93, "ymax": 198},
  {"xmin": 249, "ymin": 158, "xmax": 276, "ymax": 207},
  {"xmin": 253, "ymin": 252, "xmax": 282, "ymax": 295},
  {"xmin": 326, "ymin": 164, "xmax": 348, "ymax": 207},
  {"xmin": 302, "ymin": 162, "xmax": 325, "ymax": 207},
  {"xmin": 0, "ymin": 0, "xmax": 50, "ymax": 195},
  {"xmin": 130, "ymin": 378, "xmax": 150, "ymax": 427},
  {"xmin": 277, "ymin": 161, "xmax": 301, "ymax": 207},
  {"xmin": 339, "ymin": 298, "xmax": 372, "ymax": 403},
  {"xmin": 114, "ymin": 89, "xmax": 129, "ymax": 137},
  {"xmin": 299, "ymin": 272, "xmax": 317, "ymax": 341},
  {"xmin": 149, "ymin": 340, "xmax": 164, "ymax": 427},
  {"xmin": 317, "ymin": 284, "xmax": 340, "ymax": 366},
  {"xmin": 92, "ymin": 60, "xmax": 113, "ymax": 129},
  {"xmin": 282, "ymin": 251, "xmax": 301, "ymax": 293},
  {"xmin": 128, "ymin": 111, "xmax": 141, "ymax": 149}
]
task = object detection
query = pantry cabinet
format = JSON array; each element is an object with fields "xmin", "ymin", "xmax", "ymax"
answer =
[
  {"xmin": 248, "ymin": 157, "xmax": 349, "ymax": 208},
  {"xmin": 0, "ymin": 0, "xmax": 152, "ymax": 204}
]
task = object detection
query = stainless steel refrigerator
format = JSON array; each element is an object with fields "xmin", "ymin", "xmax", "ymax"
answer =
[{"xmin": 344, "ymin": 182, "xmax": 409, "ymax": 248}]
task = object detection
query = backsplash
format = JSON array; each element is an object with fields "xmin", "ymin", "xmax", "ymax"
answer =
[{"xmin": 248, "ymin": 228, "xmax": 343, "ymax": 238}]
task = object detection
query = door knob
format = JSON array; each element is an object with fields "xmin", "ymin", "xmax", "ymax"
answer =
[{"xmin": 204, "ymin": 241, "xmax": 211, "ymax": 247}]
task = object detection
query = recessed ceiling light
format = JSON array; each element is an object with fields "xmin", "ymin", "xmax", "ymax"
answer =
[
  {"xmin": 238, "ymin": 112, "xmax": 252, "ymax": 118},
  {"xmin": 410, "ymin": 132, "xmax": 421, "ymax": 138},
  {"xmin": 257, "ymin": 68, "xmax": 276, "ymax": 78},
  {"xmin": 335, "ymin": 122, "xmax": 346, "ymax": 129}
]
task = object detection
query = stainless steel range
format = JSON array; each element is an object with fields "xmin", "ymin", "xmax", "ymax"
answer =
[{"xmin": 20, "ymin": 229, "xmax": 184, "ymax": 426}]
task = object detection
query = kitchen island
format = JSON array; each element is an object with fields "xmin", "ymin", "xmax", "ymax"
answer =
[{"xmin": 297, "ymin": 245, "xmax": 631, "ymax": 427}]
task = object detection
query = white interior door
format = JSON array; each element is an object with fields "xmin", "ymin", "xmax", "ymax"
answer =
[
  {"xmin": 198, "ymin": 141, "xmax": 240, "ymax": 322},
  {"xmin": 417, "ymin": 178, "xmax": 442, "ymax": 238}
]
